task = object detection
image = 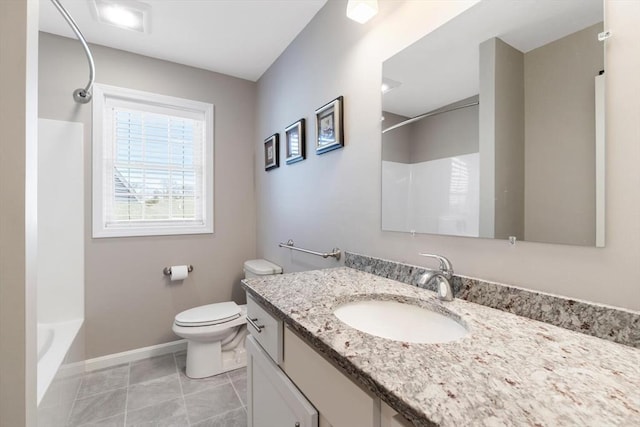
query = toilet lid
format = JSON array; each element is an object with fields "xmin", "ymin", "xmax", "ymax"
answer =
[
  {"xmin": 175, "ymin": 302, "xmax": 241, "ymax": 327},
  {"xmin": 244, "ymin": 259, "xmax": 283, "ymax": 275}
]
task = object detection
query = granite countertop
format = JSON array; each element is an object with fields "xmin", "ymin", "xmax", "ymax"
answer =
[{"xmin": 242, "ymin": 267, "xmax": 640, "ymax": 427}]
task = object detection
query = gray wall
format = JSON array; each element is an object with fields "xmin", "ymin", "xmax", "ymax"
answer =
[
  {"xmin": 479, "ymin": 37, "xmax": 525, "ymax": 241},
  {"xmin": 409, "ymin": 98, "xmax": 478, "ymax": 163},
  {"xmin": 382, "ymin": 98, "xmax": 478, "ymax": 165},
  {"xmin": 524, "ymin": 23, "xmax": 603, "ymax": 246},
  {"xmin": 491, "ymin": 38, "xmax": 525, "ymax": 240},
  {"xmin": 255, "ymin": 0, "xmax": 640, "ymax": 311},
  {"xmin": 0, "ymin": 0, "xmax": 38, "ymax": 424},
  {"xmin": 39, "ymin": 33, "xmax": 257, "ymax": 359},
  {"xmin": 478, "ymin": 38, "xmax": 497, "ymax": 239}
]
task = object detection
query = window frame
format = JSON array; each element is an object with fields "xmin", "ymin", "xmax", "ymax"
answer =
[{"xmin": 92, "ymin": 83, "xmax": 214, "ymax": 238}]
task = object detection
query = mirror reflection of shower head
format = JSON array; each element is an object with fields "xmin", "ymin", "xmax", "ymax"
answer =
[{"xmin": 50, "ymin": 0, "xmax": 95, "ymax": 104}]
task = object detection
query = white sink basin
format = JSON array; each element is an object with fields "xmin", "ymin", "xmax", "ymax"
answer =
[{"xmin": 333, "ymin": 299, "xmax": 468, "ymax": 344}]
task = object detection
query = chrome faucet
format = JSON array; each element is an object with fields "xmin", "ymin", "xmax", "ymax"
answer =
[{"xmin": 417, "ymin": 253, "xmax": 454, "ymax": 301}]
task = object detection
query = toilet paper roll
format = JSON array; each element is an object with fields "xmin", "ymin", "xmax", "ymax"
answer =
[{"xmin": 170, "ymin": 265, "xmax": 189, "ymax": 281}]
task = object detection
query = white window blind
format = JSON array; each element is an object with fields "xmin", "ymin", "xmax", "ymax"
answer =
[{"xmin": 93, "ymin": 84, "xmax": 214, "ymax": 237}]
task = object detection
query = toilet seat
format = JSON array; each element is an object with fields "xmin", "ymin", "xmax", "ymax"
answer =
[{"xmin": 175, "ymin": 302, "xmax": 241, "ymax": 327}]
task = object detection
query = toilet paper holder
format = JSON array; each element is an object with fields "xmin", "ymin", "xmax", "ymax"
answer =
[{"xmin": 163, "ymin": 265, "xmax": 194, "ymax": 276}]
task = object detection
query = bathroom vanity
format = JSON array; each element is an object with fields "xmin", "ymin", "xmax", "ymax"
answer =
[
  {"xmin": 242, "ymin": 267, "xmax": 640, "ymax": 426},
  {"xmin": 246, "ymin": 291, "xmax": 408, "ymax": 427}
]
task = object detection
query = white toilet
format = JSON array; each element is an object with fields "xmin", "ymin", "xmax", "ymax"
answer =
[{"xmin": 172, "ymin": 259, "xmax": 282, "ymax": 378}]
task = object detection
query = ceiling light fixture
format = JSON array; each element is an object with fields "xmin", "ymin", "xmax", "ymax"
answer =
[
  {"xmin": 346, "ymin": 0, "xmax": 378, "ymax": 24},
  {"xmin": 91, "ymin": 0, "xmax": 150, "ymax": 33}
]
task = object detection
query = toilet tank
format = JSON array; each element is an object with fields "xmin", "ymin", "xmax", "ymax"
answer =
[{"xmin": 243, "ymin": 259, "xmax": 283, "ymax": 279}]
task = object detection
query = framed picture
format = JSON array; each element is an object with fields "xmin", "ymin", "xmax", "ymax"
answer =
[
  {"xmin": 315, "ymin": 96, "xmax": 344, "ymax": 154},
  {"xmin": 264, "ymin": 133, "xmax": 279, "ymax": 171},
  {"xmin": 285, "ymin": 119, "xmax": 306, "ymax": 165}
]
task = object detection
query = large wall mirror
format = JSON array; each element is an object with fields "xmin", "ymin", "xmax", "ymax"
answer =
[{"xmin": 381, "ymin": 0, "xmax": 605, "ymax": 247}]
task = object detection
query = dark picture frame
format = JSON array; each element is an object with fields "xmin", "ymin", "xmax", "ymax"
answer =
[
  {"xmin": 315, "ymin": 96, "xmax": 344, "ymax": 155},
  {"xmin": 264, "ymin": 133, "xmax": 279, "ymax": 171},
  {"xmin": 285, "ymin": 119, "xmax": 306, "ymax": 165}
]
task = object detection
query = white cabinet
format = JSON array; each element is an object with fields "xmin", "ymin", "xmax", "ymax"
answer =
[
  {"xmin": 282, "ymin": 326, "xmax": 381, "ymax": 427},
  {"xmin": 246, "ymin": 294, "xmax": 317, "ymax": 427},
  {"xmin": 246, "ymin": 293, "xmax": 413, "ymax": 427},
  {"xmin": 247, "ymin": 335, "xmax": 318, "ymax": 427}
]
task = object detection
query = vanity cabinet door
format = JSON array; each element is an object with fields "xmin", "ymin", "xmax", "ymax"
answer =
[
  {"xmin": 247, "ymin": 336, "xmax": 318, "ymax": 427},
  {"xmin": 282, "ymin": 326, "xmax": 381, "ymax": 427}
]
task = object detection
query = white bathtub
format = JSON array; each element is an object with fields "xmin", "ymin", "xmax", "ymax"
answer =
[
  {"xmin": 37, "ymin": 320, "xmax": 83, "ymax": 405},
  {"xmin": 37, "ymin": 324, "xmax": 54, "ymax": 362}
]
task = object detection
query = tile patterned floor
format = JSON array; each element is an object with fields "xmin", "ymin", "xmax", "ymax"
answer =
[{"xmin": 38, "ymin": 351, "xmax": 247, "ymax": 427}]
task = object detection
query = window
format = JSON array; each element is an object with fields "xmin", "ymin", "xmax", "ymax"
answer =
[{"xmin": 92, "ymin": 84, "xmax": 214, "ymax": 237}]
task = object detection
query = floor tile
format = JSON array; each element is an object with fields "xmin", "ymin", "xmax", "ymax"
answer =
[
  {"xmin": 226, "ymin": 368, "xmax": 245, "ymax": 379},
  {"xmin": 174, "ymin": 351, "xmax": 186, "ymax": 370},
  {"xmin": 39, "ymin": 374, "xmax": 82, "ymax": 409},
  {"xmin": 38, "ymin": 403, "xmax": 74, "ymax": 427},
  {"xmin": 38, "ymin": 374, "xmax": 81, "ymax": 425},
  {"xmin": 192, "ymin": 407, "xmax": 247, "ymax": 427},
  {"xmin": 126, "ymin": 373, "xmax": 182, "ymax": 411},
  {"xmin": 125, "ymin": 397, "xmax": 187, "ymax": 426},
  {"xmin": 129, "ymin": 354, "xmax": 177, "ymax": 385},
  {"xmin": 176, "ymin": 352, "xmax": 230, "ymax": 396},
  {"xmin": 78, "ymin": 412, "xmax": 125, "ymax": 426},
  {"xmin": 63, "ymin": 353, "xmax": 247, "ymax": 426},
  {"xmin": 127, "ymin": 413, "xmax": 190, "ymax": 427},
  {"xmin": 228, "ymin": 370, "xmax": 247, "ymax": 406},
  {"xmin": 185, "ymin": 383, "xmax": 243, "ymax": 424},
  {"xmin": 68, "ymin": 388, "xmax": 127, "ymax": 426},
  {"xmin": 77, "ymin": 364, "xmax": 129, "ymax": 399}
]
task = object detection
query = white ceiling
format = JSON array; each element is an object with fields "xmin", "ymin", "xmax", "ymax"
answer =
[
  {"xmin": 39, "ymin": 0, "xmax": 328, "ymax": 82},
  {"xmin": 383, "ymin": 0, "xmax": 603, "ymax": 118}
]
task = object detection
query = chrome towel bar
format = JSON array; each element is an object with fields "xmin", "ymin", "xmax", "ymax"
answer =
[{"xmin": 278, "ymin": 239, "xmax": 341, "ymax": 261}]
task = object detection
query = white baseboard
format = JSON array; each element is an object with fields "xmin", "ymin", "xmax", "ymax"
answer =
[{"xmin": 58, "ymin": 339, "xmax": 187, "ymax": 377}]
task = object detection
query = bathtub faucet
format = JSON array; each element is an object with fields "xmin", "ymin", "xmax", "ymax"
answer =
[{"xmin": 417, "ymin": 253, "xmax": 454, "ymax": 302}]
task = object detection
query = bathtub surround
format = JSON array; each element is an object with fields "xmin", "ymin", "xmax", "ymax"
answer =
[
  {"xmin": 255, "ymin": 0, "xmax": 640, "ymax": 312},
  {"xmin": 39, "ymin": 33, "xmax": 257, "ymax": 360},
  {"xmin": 37, "ymin": 118, "xmax": 85, "ymax": 404},
  {"xmin": 37, "ymin": 119, "xmax": 84, "ymax": 326},
  {"xmin": 345, "ymin": 252, "xmax": 640, "ymax": 348}
]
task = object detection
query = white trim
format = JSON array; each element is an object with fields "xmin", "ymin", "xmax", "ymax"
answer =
[
  {"xmin": 57, "ymin": 339, "xmax": 187, "ymax": 377},
  {"xmin": 92, "ymin": 83, "xmax": 214, "ymax": 238},
  {"xmin": 594, "ymin": 74, "xmax": 605, "ymax": 248}
]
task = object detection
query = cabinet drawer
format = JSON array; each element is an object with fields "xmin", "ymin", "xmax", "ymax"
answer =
[{"xmin": 246, "ymin": 293, "xmax": 283, "ymax": 364}]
